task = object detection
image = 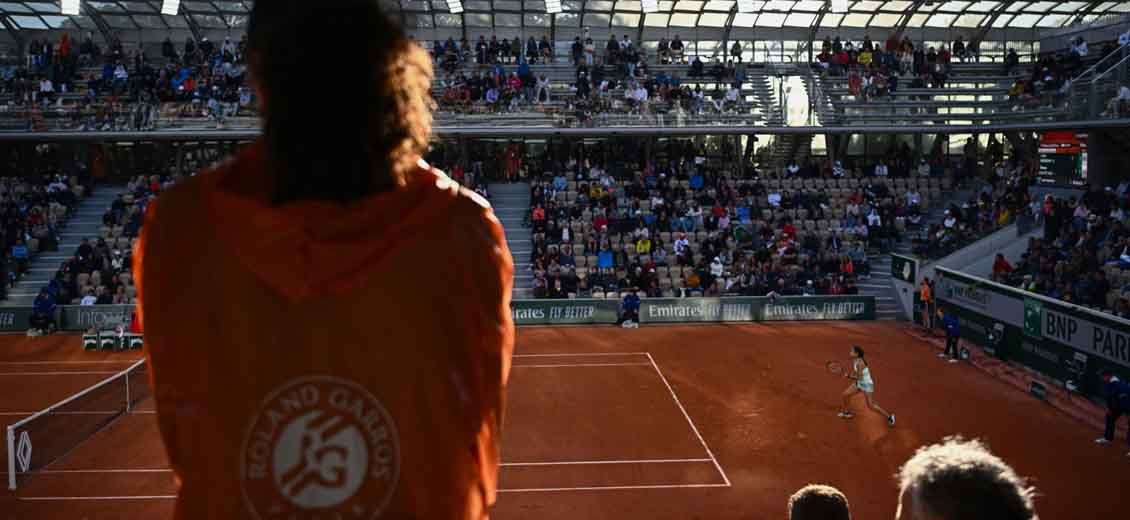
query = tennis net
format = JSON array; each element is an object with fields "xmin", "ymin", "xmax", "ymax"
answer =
[{"xmin": 6, "ymin": 359, "xmax": 150, "ymax": 490}]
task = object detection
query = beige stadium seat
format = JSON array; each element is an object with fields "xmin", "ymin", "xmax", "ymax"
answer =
[
  {"xmin": 575, "ymin": 256, "xmax": 587, "ymax": 267},
  {"xmin": 27, "ymin": 238, "xmax": 39, "ymax": 253},
  {"xmin": 592, "ymin": 291, "xmax": 605, "ymax": 299},
  {"xmin": 76, "ymin": 273, "xmax": 90, "ymax": 287}
]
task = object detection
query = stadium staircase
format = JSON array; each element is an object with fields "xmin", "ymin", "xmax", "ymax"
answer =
[
  {"xmin": 4, "ymin": 187, "xmax": 121, "ymax": 307},
  {"xmin": 487, "ymin": 183, "xmax": 534, "ymax": 299},
  {"xmin": 857, "ymin": 185, "xmax": 971, "ymax": 321}
]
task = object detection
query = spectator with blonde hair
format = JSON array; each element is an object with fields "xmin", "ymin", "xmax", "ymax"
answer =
[{"xmin": 896, "ymin": 436, "xmax": 1038, "ymax": 520}]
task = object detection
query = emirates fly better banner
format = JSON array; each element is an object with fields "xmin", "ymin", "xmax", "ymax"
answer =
[{"xmin": 508, "ymin": 296, "xmax": 875, "ymax": 325}]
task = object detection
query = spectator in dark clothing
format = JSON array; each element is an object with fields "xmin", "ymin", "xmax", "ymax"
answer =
[
  {"xmin": 619, "ymin": 288, "xmax": 640, "ymax": 327},
  {"xmin": 1095, "ymin": 370, "xmax": 1130, "ymax": 456},
  {"xmin": 30, "ymin": 289, "xmax": 56, "ymax": 335},
  {"xmin": 941, "ymin": 306, "xmax": 960, "ymax": 362}
]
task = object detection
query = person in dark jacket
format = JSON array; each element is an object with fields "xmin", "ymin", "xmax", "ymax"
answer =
[
  {"xmin": 30, "ymin": 289, "xmax": 56, "ymax": 335},
  {"xmin": 1095, "ymin": 370, "xmax": 1130, "ymax": 456},
  {"xmin": 619, "ymin": 287, "xmax": 641, "ymax": 328},
  {"xmin": 940, "ymin": 306, "xmax": 961, "ymax": 363}
]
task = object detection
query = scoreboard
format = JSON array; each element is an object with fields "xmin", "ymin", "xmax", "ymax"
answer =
[{"xmin": 1037, "ymin": 131, "xmax": 1088, "ymax": 187}]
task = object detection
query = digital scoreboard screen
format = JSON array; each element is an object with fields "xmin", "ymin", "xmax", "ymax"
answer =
[{"xmin": 1037, "ymin": 131, "xmax": 1087, "ymax": 187}]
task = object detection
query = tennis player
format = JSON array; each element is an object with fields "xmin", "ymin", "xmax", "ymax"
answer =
[
  {"xmin": 135, "ymin": 2, "xmax": 514, "ymax": 519},
  {"xmin": 839, "ymin": 346, "xmax": 896, "ymax": 426}
]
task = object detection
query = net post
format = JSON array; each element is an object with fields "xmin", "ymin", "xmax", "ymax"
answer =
[{"xmin": 6, "ymin": 426, "xmax": 15, "ymax": 491}]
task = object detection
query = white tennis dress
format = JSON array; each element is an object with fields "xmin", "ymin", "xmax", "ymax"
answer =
[{"xmin": 855, "ymin": 359, "xmax": 875, "ymax": 393}]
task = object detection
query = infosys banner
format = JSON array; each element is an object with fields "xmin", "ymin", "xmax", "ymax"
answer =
[
  {"xmin": 59, "ymin": 305, "xmax": 134, "ymax": 331},
  {"xmin": 935, "ymin": 266, "xmax": 1130, "ymax": 399}
]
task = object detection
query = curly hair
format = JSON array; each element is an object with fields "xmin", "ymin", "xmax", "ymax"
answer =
[
  {"xmin": 247, "ymin": 0, "xmax": 434, "ymax": 205},
  {"xmin": 788, "ymin": 484, "xmax": 851, "ymax": 520},
  {"xmin": 897, "ymin": 436, "xmax": 1038, "ymax": 520}
]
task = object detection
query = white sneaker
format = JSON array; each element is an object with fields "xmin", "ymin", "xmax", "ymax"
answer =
[
  {"xmin": 948, "ymin": 358, "xmax": 959, "ymax": 364},
  {"xmin": 937, "ymin": 352, "xmax": 947, "ymax": 358},
  {"xmin": 888, "ymin": 414, "xmax": 896, "ymax": 427},
  {"xmin": 1095, "ymin": 438, "xmax": 1111, "ymax": 444},
  {"xmin": 837, "ymin": 411, "xmax": 854, "ymax": 419}
]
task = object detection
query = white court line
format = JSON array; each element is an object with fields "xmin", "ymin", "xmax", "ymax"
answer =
[
  {"xmin": 20, "ymin": 495, "xmax": 176, "ymax": 501},
  {"xmin": 511, "ymin": 362, "xmax": 651, "ymax": 368},
  {"xmin": 0, "ymin": 360, "xmax": 140, "ymax": 365},
  {"xmin": 0, "ymin": 410, "xmax": 157, "ymax": 416},
  {"xmin": 512, "ymin": 352, "xmax": 648, "ymax": 358},
  {"xmin": 646, "ymin": 352, "xmax": 732, "ymax": 488},
  {"xmin": 502, "ymin": 458, "xmax": 711, "ymax": 467},
  {"xmin": 0, "ymin": 371, "xmax": 121, "ymax": 376},
  {"xmin": 4, "ymin": 459, "xmax": 714, "ymax": 475},
  {"xmin": 19, "ymin": 484, "xmax": 732, "ymax": 500},
  {"xmin": 498, "ymin": 483, "xmax": 731, "ymax": 493}
]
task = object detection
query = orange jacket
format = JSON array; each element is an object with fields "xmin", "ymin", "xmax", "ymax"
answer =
[{"xmin": 135, "ymin": 143, "xmax": 514, "ymax": 519}]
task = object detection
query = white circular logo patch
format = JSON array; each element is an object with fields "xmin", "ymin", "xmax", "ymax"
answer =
[{"xmin": 241, "ymin": 376, "xmax": 399, "ymax": 519}]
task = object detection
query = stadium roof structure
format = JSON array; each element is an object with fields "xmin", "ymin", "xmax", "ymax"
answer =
[
  {"xmin": 0, "ymin": 1, "xmax": 1125, "ymax": 46},
  {"xmin": 380, "ymin": 0, "xmax": 1130, "ymax": 32}
]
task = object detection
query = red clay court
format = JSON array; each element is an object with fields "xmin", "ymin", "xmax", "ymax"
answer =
[{"xmin": 1, "ymin": 322, "xmax": 1126, "ymax": 519}]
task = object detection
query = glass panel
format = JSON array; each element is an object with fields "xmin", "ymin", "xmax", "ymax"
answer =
[
  {"xmin": 1051, "ymin": 1, "xmax": 1086, "ymax": 12},
  {"xmin": 966, "ymin": 1, "xmax": 998, "ymax": 11},
  {"xmin": 11, "ymin": 15, "xmax": 47, "ymax": 29},
  {"xmin": 670, "ymin": 12, "xmax": 697, "ymax": 26},
  {"xmin": 820, "ymin": 13, "xmax": 844, "ymax": 26},
  {"xmin": 618, "ymin": 0, "xmax": 643, "ymax": 10},
  {"xmin": 794, "ymin": 0, "xmax": 823, "ymax": 10},
  {"xmin": 465, "ymin": 1, "xmax": 491, "ymax": 9},
  {"xmin": 732, "ymin": 12, "xmax": 757, "ymax": 26},
  {"xmin": 937, "ymin": 1, "xmax": 970, "ymax": 12},
  {"xmin": 524, "ymin": 0, "xmax": 546, "ymax": 9},
  {"xmin": 925, "ymin": 13, "xmax": 956, "ymax": 26},
  {"xmin": 87, "ymin": 1, "xmax": 125, "ymax": 12},
  {"xmin": 991, "ymin": 13, "xmax": 1013, "ymax": 27},
  {"xmin": 881, "ymin": 1, "xmax": 912, "ymax": 10},
  {"xmin": 183, "ymin": 1, "xmax": 217, "ymax": 12},
  {"xmin": 465, "ymin": 13, "xmax": 492, "ymax": 26},
  {"xmin": 852, "ymin": 1, "xmax": 883, "ymax": 11},
  {"xmin": 784, "ymin": 12, "xmax": 816, "ymax": 26},
  {"xmin": 414, "ymin": 14, "xmax": 434, "ymax": 27},
  {"xmin": 495, "ymin": 13, "xmax": 521, "ymax": 26},
  {"xmin": 763, "ymin": 0, "xmax": 795, "ymax": 10},
  {"xmin": 612, "ymin": 12, "xmax": 641, "ymax": 26},
  {"xmin": 673, "ymin": 1, "xmax": 704, "ymax": 10},
  {"xmin": 658, "ymin": 1, "xmax": 676, "ymax": 10},
  {"xmin": 699, "ymin": 12, "xmax": 726, "ymax": 26},
  {"xmin": 1025, "ymin": 1, "xmax": 1055, "ymax": 11},
  {"xmin": 953, "ymin": 13, "xmax": 984, "ymax": 27},
  {"xmin": 0, "ymin": 2, "xmax": 32, "ymax": 13},
  {"xmin": 120, "ymin": 1, "xmax": 158, "ymax": 12},
  {"xmin": 870, "ymin": 13, "xmax": 900, "ymax": 26},
  {"xmin": 703, "ymin": 0, "xmax": 734, "ymax": 10},
  {"xmin": 563, "ymin": 0, "xmax": 583, "ymax": 10},
  {"xmin": 907, "ymin": 13, "xmax": 928, "ymax": 26},
  {"xmin": 1035, "ymin": 13, "xmax": 1070, "ymax": 26},
  {"xmin": 1007, "ymin": 13, "xmax": 1040, "ymax": 27},
  {"xmin": 841, "ymin": 12, "xmax": 871, "ymax": 26},
  {"xmin": 525, "ymin": 13, "xmax": 551, "ymax": 26},
  {"xmin": 495, "ymin": 0, "xmax": 521, "ymax": 9},
  {"xmin": 214, "ymin": 1, "xmax": 248, "ymax": 11},
  {"xmin": 39, "ymin": 15, "xmax": 77, "ymax": 28},
  {"xmin": 555, "ymin": 11, "xmax": 581, "ymax": 26},
  {"xmin": 435, "ymin": 13, "xmax": 462, "ymax": 26},
  {"xmin": 103, "ymin": 14, "xmax": 137, "ymax": 28},
  {"xmin": 587, "ymin": 0, "xmax": 614, "ymax": 10},
  {"xmin": 643, "ymin": 13, "xmax": 670, "ymax": 25},
  {"xmin": 583, "ymin": 12, "xmax": 611, "ymax": 25},
  {"xmin": 132, "ymin": 14, "xmax": 168, "ymax": 28},
  {"xmin": 755, "ymin": 12, "xmax": 787, "ymax": 26},
  {"xmin": 192, "ymin": 14, "xmax": 229, "ymax": 27}
]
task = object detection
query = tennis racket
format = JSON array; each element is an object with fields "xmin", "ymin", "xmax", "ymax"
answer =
[{"xmin": 826, "ymin": 361, "xmax": 857, "ymax": 380}]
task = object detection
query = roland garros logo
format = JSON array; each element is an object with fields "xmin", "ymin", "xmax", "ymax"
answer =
[{"xmin": 240, "ymin": 376, "xmax": 400, "ymax": 519}]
